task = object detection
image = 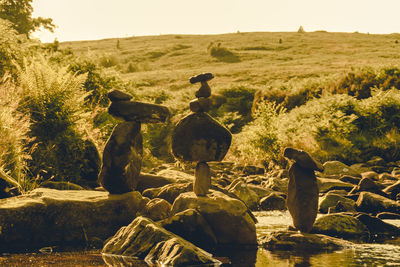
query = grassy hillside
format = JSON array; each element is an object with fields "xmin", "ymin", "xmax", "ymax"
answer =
[{"xmin": 61, "ymin": 31, "xmax": 400, "ymax": 91}]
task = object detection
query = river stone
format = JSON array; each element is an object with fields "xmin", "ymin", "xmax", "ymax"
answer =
[
  {"xmin": 135, "ymin": 173, "xmax": 176, "ymax": 193},
  {"xmin": 102, "ymin": 217, "xmax": 220, "ymax": 266},
  {"xmin": 139, "ymin": 198, "xmax": 171, "ymax": 221},
  {"xmin": 171, "ymin": 112, "xmax": 232, "ymax": 162},
  {"xmin": 317, "ymin": 177, "xmax": 354, "ymax": 193},
  {"xmin": 262, "ymin": 177, "xmax": 289, "ymax": 193},
  {"xmin": 228, "ymin": 180, "xmax": 259, "ymax": 210},
  {"xmin": 259, "ymin": 192, "xmax": 287, "ymax": 211},
  {"xmin": 0, "ymin": 188, "xmax": 147, "ymax": 253},
  {"xmin": 312, "ymin": 213, "xmax": 370, "ymax": 241},
  {"xmin": 319, "ymin": 192, "xmax": 356, "ymax": 213},
  {"xmin": 354, "ymin": 213, "xmax": 400, "ymax": 241},
  {"xmin": 108, "ymin": 100, "xmax": 170, "ymax": 123},
  {"xmin": 160, "ymin": 208, "xmax": 218, "ymax": 251},
  {"xmin": 383, "ymin": 180, "xmax": 400, "ymax": 199},
  {"xmin": 108, "ymin": 89, "xmax": 133, "ymax": 102},
  {"xmin": 153, "ymin": 182, "xmax": 193, "ymax": 204},
  {"xmin": 356, "ymin": 191, "xmax": 400, "ymax": 214},
  {"xmin": 98, "ymin": 121, "xmax": 143, "ymax": 194},
  {"xmin": 260, "ymin": 230, "xmax": 352, "ymax": 252},
  {"xmin": 171, "ymin": 190, "xmax": 257, "ymax": 247},
  {"xmin": 39, "ymin": 181, "xmax": 84, "ymax": 190},
  {"xmin": 322, "ymin": 161, "xmax": 361, "ymax": 176}
]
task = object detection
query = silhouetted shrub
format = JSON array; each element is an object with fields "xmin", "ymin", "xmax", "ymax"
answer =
[{"xmin": 208, "ymin": 43, "xmax": 240, "ymax": 63}]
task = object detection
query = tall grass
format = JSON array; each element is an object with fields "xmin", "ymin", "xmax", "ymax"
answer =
[
  {"xmin": 0, "ymin": 76, "xmax": 30, "ymax": 191},
  {"xmin": 18, "ymin": 58, "xmax": 100, "ymax": 186}
]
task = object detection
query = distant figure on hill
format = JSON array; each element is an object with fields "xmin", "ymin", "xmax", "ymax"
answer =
[{"xmin": 284, "ymin": 147, "xmax": 323, "ymax": 233}]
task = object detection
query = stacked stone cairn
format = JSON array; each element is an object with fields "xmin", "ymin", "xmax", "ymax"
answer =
[
  {"xmin": 98, "ymin": 90, "xmax": 170, "ymax": 194},
  {"xmin": 171, "ymin": 73, "xmax": 232, "ymax": 196}
]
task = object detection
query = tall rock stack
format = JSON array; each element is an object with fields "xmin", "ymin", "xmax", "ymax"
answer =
[
  {"xmin": 172, "ymin": 73, "xmax": 232, "ymax": 196},
  {"xmin": 99, "ymin": 90, "xmax": 170, "ymax": 194}
]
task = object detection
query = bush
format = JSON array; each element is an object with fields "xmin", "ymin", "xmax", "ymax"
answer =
[
  {"xmin": 99, "ymin": 54, "xmax": 119, "ymax": 68},
  {"xmin": 69, "ymin": 59, "xmax": 115, "ymax": 108},
  {"xmin": 0, "ymin": 76, "xmax": 30, "ymax": 190},
  {"xmin": 236, "ymin": 89, "xmax": 400, "ymax": 167},
  {"xmin": 208, "ymin": 43, "xmax": 240, "ymax": 63},
  {"xmin": 211, "ymin": 86, "xmax": 256, "ymax": 133},
  {"xmin": 334, "ymin": 67, "xmax": 400, "ymax": 99},
  {"xmin": 253, "ymin": 77, "xmax": 327, "ymax": 112},
  {"xmin": 18, "ymin": 58, "xmax": 100, "ymax": 186}
]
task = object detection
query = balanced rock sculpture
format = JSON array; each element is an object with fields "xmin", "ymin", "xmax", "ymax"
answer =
[
  {"xmin": 172, "ymin": 73, "xmax": 232, "ymax": 196},
  {"xmin": 98, "ymin": 90, "xmax": 170, "ymax": 194},
  {"xmin": 284, "ymin": 147, "xmax": 324, "ymax": 233}
]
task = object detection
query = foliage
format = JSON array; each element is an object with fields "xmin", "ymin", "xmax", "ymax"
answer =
[
  {"xmin": 253, "ymin": 77, "xmax": 327, "ymax": 112},
  {"xmin": 0, "ymin": 18, "xmax": 26, "ymax": 78},
  {"xmin": 211, "ymin": 86, "xmax": 256, "ymax": 133},
  {"xmin": 334, "ymin": 67, "xmax": 400, "ymax": 99},
  {"xmin": 208, "ymin": 42, "xmax": 240, "ymax": 63},
  {"xmin": 18, "ymin": 58, "xmax": 100, "ymax": 186},
  {"xmin": 0, "ymin": 76, "xmax": 30, "ymax": 190},
  {"xmin": 237, "ymin": 89, "xmax": 400, "ymax": 166},
  {"xmin": 0, "ymin": 0, "xmax": 55, "ymax": 36},
  {"xmin": 68, "ymin": 59, "xmax": 115, "ymax": 108}
]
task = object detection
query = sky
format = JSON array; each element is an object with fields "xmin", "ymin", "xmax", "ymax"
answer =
[{"xmin": 32, "ymin": 0, "xmax": 400, "ymax": 43}]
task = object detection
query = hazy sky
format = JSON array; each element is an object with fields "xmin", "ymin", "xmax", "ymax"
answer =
[{"xmin": 32, "ymin": 0, "xmax": 400, "ymax": 42}]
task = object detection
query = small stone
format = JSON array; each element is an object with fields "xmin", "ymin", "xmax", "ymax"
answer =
[
  {"xmin": 108, "ymin": 100, "xmax": 170, "ymax": 123},
  {"xmin": 98, "ymin": 121, "xmax": 143, "ymax": 194},
  {"xmin": 195, "ymin": 82, "xmax": 212, "ymax": 98},
  {"xmin": 189, "ymin": 97, "xmax": 211, "ymax": 113},
  {"xmin": 171, "ymin": 112, "xmax": 232, "ymax": 162},
  {"xmin": 108, "ymin": 89, "xmax": 133, "ymax": 102},
  {"xmin": 194, "ymin": 162, "xmax": 211, "ymax": 197},
  {"xmin": 189, "ymin": 73, "xmax": 214, "ymax": 84},
  {"xmin": 259, "ymin": 192, "xmax": 287, "ymax": 211}
]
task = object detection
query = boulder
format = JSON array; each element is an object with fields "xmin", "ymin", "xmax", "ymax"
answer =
[
  {"xmin": 154, "ymin": 182, "xmax": 193, "ymax": 204},
  {"xmin": 262, "ymin": 177, "xmax": 289, "ymax": 193},
  {"xmin": 39, "ymin": 181, "xmax": 84, "ymax": 191},
  {"xmin": 0, "ymin": 188, "xmax": 147, "ymax": 253},
  {"xmin": 317, "ymin": 177, "xmax": 354, "ymax": 193},
  {"xmin": 247, "ymin": 184, "xmax": 275, "ymax": 198},
  {"xmin": 98, "ymin": 121, "xmax": 143, "ymax": 194},
  {"xmin": 323, "ymin": 161, "xmax": 362, "ymax": 176},
  {"xmin": 135, "ymin": 173, "xmax": 175, "ymax": 193},
  {"xmin": 139, "ymin": 198, "xmax": 171, "ymax": 221},
  {"xmin": 171, "ymin": 112, "xmax": 232, "ymax": 162},
  {"xmin": 155, "ymin": 169, "xmax": 195, "ymax": 183},
  {"xmin": 259, "ymin": 193, "xmax": 287, "ymax": 211},
  {"xmin": 160, "ymin": 208, "xmax": 217, "ymax": 251},
  {"xmin": 348, "ymin": 177, "xmax": 387, "ymax": 197},
  {"xmin": 312, "ymin": 213, "xmax": 370, "ymax": 241},
  {"xmin": 171, "ymin": 191, "xmax": 257, "ymax": 247},
  {"xmin": 102, "ymin": 217, "xmax": 220, "ymax": 266},
  {"xmin": 356, "ymin": 191, "xmax": 400, "ymax": 214},
  {"xmin": 260, "ymin": 230, "xmax": 352, "ymax": 252},
  {"xmin": 228, "ymin": 180, "xmax": 259, "ymax": 210},
  {"xmin": 354, "ymin": 213, "xmax": 400, "ymax": 241},
  {"xmin": 319, "ymin": 192, "xmax": 356, "ymax": 213},
  {"xmin": 108, "ymin": 100, "xmax": 170, "ymax": 123},
  {"xmin": 366, "ymin": 156, "xmax": 386, "ymax": 167},
  {"xmin": 383, "ymin": 180, "xmax": 400, "ymax": 200},
  {"xmin": 283, "ymin": 148, "xmax": 323, "ymax": 171}
]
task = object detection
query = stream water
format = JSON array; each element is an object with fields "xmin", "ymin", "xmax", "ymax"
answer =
[{"xmin": 1, "ymin": 211, "xmax": 400, "ymax": 266}]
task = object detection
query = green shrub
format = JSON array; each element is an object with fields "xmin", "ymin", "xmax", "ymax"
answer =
[
  {"xmin": 18, "ymin": 58, "xmax": 100, "ymax": 186},
  {"xmin": 237, "ymin": 89, "xmax": 400, "ymax": 166},
  {"xmin": 0, "ymin": 76, "xmax": 30, "ymax": 190},
  {"xmin": 69, "ymin": 59, "xmax": 115, "ymax": 108},
  {"xmin": 99, "ymin": 54, "xmax": 119, "ymax": 68},
  {"xmin": 211, "ymin": 86, "xmax": 256, "ymax": 133},
  {"xmin": 334, "ymin": 67, "xmax": 400, "ymax": 99},
  {"xmin": 208, "ymin": 43, "xmax": 240, "ymax": 63}
]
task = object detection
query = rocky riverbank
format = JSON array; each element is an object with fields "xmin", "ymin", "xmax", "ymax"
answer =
[{"xmin": 0, "ymin": 156, "xmax": 400, "ymax": 265}]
